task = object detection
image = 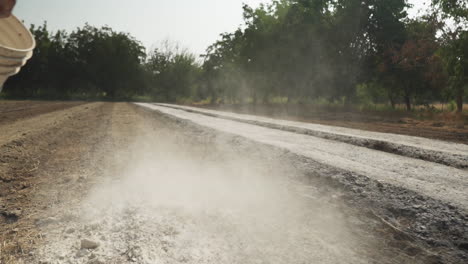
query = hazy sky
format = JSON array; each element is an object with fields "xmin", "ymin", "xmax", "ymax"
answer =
[{"xmin": 15, "ymin": 0, "xmax": 429, "ymax": 55}]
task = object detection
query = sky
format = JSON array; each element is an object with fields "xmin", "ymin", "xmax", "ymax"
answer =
[{"xmin": 15, "ymin": 0, "xmax": 430, "ymax": 55}]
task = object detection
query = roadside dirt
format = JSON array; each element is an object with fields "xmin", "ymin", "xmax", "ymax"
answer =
[
  {"xmin": 0, "ymin": 102, "xmax": 111, "ymax": 263},
  {"xmin": 0, "ymin": 101, "xmax": 85, "ymax": 126},
  {"xmin": 201, "ymin": 104, "xmax": 468, "ymax": 144},
  {"xmin": 0, "ymin": 101, "xmax": 465, "ymax": 263}
]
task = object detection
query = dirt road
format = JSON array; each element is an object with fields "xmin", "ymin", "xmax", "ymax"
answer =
[
  {"xmin": 156, "ymin": 104, "xmax": 468, "ymax": 169},
  {"xmin": 0, "ymin": 101, "xmax": 466, "ymax": 263},
  {"xmin": 200, "ymin": 104, "xmax": 468, "ymax": 144}
]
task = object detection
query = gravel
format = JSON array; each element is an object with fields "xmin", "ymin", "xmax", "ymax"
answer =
[{"xmin": 157, "ymin": 103, "xmax": 468, "ymax": 168}]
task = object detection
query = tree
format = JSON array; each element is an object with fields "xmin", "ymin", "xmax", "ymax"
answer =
[
  {"xmin": 68, "ymin": 25, "xmax": 146, "ymax": 99},
  {"xmin": 389, "ymin": 17, "xmax": 444, "ymax": 110},
  {"xmin": 433, "ymin": 0, "xmax": 468, "ymax": 112},
  {"xmin": 441, "ymin": 31, "xmax": 468, "ymax": 112},
  {"xmin": 3, "ymin": 0, "xmax": 464, "ymax": 110},
  {"xmin": 4, "ymin": 24, "xmax": 146, "ymax": 99},
  {"xmin": 146, "ymin": 41, "xmax": 200, "ymax": 102}
]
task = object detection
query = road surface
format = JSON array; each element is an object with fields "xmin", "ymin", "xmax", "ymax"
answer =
[
  {"xmin": 0, "ymin": 101, "xmax": 466, "ymax": 263},
  {"xmin": 138, "ymin": 103, "xmax": 468, "ymax": 211}
]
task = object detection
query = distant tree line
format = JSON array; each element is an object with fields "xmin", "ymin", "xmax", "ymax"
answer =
[
  {"xmin": 4, "ymin": 23, "xmax": 147, "ymax": 100},
  {"xmin": 1, "ymin": 0, "xmax": 467, "ymax": 112}
]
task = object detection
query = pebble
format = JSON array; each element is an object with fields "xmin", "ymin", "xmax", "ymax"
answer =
[
  {"xmin": 12, "ymin": 208, "xmax": 22, "ymax": 215},
  {"xmin": 78, "ymin": 175, "xmax": 87, "ymax": 182},
  {"xmin": 88, "ymin": 259, "xmax": 104, "ymax": 264},
  {"xmin": 75, "ymin": 249, "xmax": 88, "ymax": 258},
  {"xmin": 87, "ymin": 223, "xmax": 100, "ymax": 230},
  {"xmin": 35, "ymin": 217, "xmax": 58, "ymax": 227},
  {"xmin": 81, "ymin": 239, "xmax": 100, "ymax": 250}
]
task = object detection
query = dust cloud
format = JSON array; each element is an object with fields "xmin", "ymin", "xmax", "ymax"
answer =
[{"xmin": 36, "ymin": 113, "xmax": 373, "ymax": 263}]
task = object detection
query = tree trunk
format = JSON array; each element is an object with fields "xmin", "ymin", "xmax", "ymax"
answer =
[
  {"xmin": 404, "ymin": 95, "xmax": 411, "ymax": 111},
  {"xmin": 456, "ymin": 86, "xmax": 464, "ymax": 113},
  {"xmin": 389, "ymin": 96, "xmax": 396, "ymax": 109},
  {"xmin": 344, "ymin": 96, "xmax": 352, "ymax": 108},
  {"xmin": 262, "ymin": 92, "xmax": 269, "ymax": 104}
]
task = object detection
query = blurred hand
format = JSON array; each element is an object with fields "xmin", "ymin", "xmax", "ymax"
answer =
[{"xmin": 0, "ymin": 0, "xmax": 16, "ymax": 18}]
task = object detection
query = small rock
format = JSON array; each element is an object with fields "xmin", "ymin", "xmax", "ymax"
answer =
[
  {"xmin": 457, "ymin": 241, "xmax": 468, "ymax": 251},
  {"xmin": 61, "ymin": 213, "xmax": 78, "ymax": 223},
  {"xmin": 1, "ymin": 209, "xmax": 21, "ymax": 223},
  {"xmin": 398, "ymin": 119, "xmax": 408, "ymax": 124},
  {"xmin": 88, "ymin": 223, "xmax": 100, "ymax": 230},
  {"xmin": 78, "ymin": 175, "xmax": 87, "ymax": 182},
  {"xmin": 75, "ymin": 249, "xmax": 88, "ymax": 258},
  {"xmin": 61, "ymin": 177, "xmax": 73, "ymax": 184},
  {"xmin": 12, "ymin": 140, "xmax": 24, "ymax": 147},
  {"xmin": 66, "ymin": 228, "xmax": 76, "ymax": 234},
  {"xmin": 10, "ymin": 209, "xmax": 22, "ymax": 216},
  {"xmin": 35, "ymin": 217, "xmax": 58, "ymax": 227},
  {"xmin": 431, "ymin": 122, "xmax": 445, "ymax": 127},
  {"xmin": 81, "ymin": 239, "xmax": 100, "ymax": 250},
  {"xmin": 88, "ymin": 259, "xmax": 104, "ymax": 264}
]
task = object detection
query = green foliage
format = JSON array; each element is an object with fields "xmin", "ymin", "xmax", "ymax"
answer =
[
  {"xmin": 1, "ymin": 0, "xmax": 466, "ymax": 111},
  {"xmin": 145, "ymin": 41, "xmax": 201, "ymax": 102},
  {"xmin": 448, "ymin": 100, "xmax": 457, "ymax": 111},
  {"xmin": 3, "ymin": 23, "xmax": 146, "ymax": 100},
  {"xmin": 433, "ymin": 0, "xmax": 468, "ymax": 112},
  {"xmin": 356, "ymin": 82, "xmax": 388, "ymax": 105},
  {"xmin": 201, "ymin": 0, "xmax": 414, "ymax": 106},
  {"xmin": 198, "ymin": 0, "xmax": 464, "ymax": 111},
  {"xmin": 433, "ymin": 0, "xmax": 468, "ymax": 21}
]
